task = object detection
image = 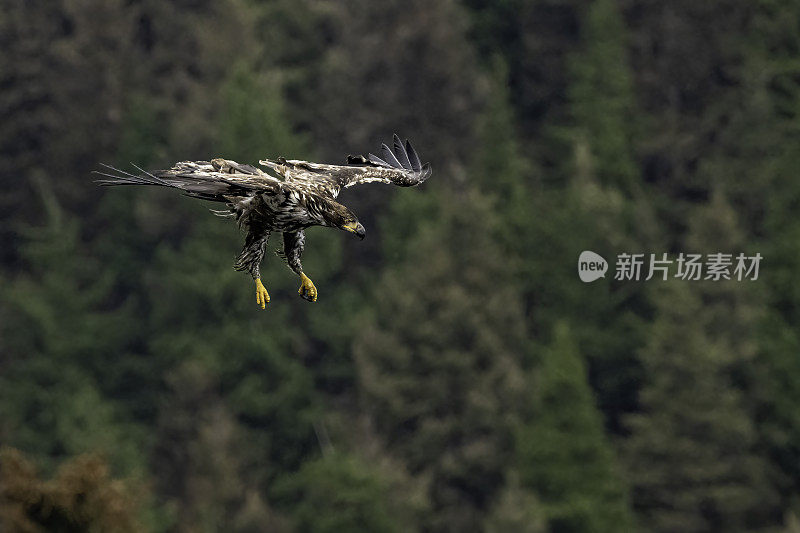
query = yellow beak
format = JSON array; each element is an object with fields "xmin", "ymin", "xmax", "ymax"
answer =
[{"xmin": 343, "ymin": 221, "xmax": 366, "ymax": 240}]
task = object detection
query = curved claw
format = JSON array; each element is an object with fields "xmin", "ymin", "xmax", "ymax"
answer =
[
  {"xmin": 255, "ymin": 278, "xmax": 270, "ymax": 309},
  {"xmin": 298, "ymin": 272, "xmax": 317, "ymax": 302}
]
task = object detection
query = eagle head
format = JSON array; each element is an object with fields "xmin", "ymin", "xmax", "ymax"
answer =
[{"xmin": 324, "ymin": 203, "xmax": 365, "ymax": 240}]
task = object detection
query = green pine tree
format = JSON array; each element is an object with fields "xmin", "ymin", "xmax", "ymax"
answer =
[
  {"xmin": 354, "ymin": 188, "xmax": 530, "ymax": 532},
  {"xmin": 0, "ymin": 179, "xmax": 145, "ymax": 477},
  {"xmin": 516, "ymin": 322, "xmax": 634, "ymax": 533},
  {"xmin": 470, "ymin": 47, "xmax": 653, "ymax": 434},
  {"xmin": 624, "ymin": 190, "xmax": 777, "ymax": 531},
  {"xmin": 274, "ymin": 451, "xmax": 411, "ymax": 533},
  {"xmin": 625, "ymin": 281, "xmax": 774, "ymax": 532},
  {"xmin": 744, "ymin": 6, "xmax": 800, "ymax": 512},
  {"xmin": 567, "ymin": 0, "xmax": 638, "ymax": 194},
  {"xmin": 218, "ymin": 61, "xmax": 309, "ymax": 162}
]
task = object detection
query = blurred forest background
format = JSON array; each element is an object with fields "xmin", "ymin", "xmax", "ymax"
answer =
[{"xmin": 2, "ymin": 0, "xmax": 800, "ymax": 531}]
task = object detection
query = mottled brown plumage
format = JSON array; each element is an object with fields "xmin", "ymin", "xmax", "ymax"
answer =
[{"xmin": 95, "ymin": 135, "xmax": 431, "ymax": 307}]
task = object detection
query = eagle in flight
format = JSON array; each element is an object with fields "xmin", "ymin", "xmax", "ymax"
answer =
[{"xmin": 96, "ymin": 135, "xmax": 431, "ymax": 308}]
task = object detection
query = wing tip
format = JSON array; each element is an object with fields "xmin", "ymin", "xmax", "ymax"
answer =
[
  {"xmin": 405, "ymin": 139, "xmax": 422, "ymax": 172},
  {"xmin": 348, "ymin": 135, "xmax": 431, "ymax": 183},
  {"xmin": 418, "ymin": 162, "xmax": 432, "ymax": 184}
]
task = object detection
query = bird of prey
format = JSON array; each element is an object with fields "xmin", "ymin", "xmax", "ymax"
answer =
[{"xmin": 96, "ymin": 135, "xmax": 431, "ymax": 308}]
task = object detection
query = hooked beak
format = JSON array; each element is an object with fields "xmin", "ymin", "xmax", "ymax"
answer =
[{"xmin": 343, "ymin": 221, "xmax": 366, "ymax": 240}]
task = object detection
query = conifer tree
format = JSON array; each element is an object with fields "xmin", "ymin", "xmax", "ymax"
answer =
[
  {"xmin": 567, "ymin": 0, "xmax": 638, "ymax": 194},
  {"xmin": 298, "ymin": 0, "xmax": 484, "ymax": 168},
  {"xmin": 624, "ymin": 281, "xmax": 774, "ymax": 532},
  {"xmin": 152, "ymin": 359, "xmax": 288, "ymax": 532},
  {"xmin": 628, "ymin": 2, "xmax": 800, "ymax": 521},
  {"xmin": 552, "ymin": 0, "xmax": 658, "ymax": 430},
  {"xmin": 471, "ymin": 58, "xmax": 532, "ymax": 251},
  {"xmin": 743, "ymin": 4, "xmax": 800, "ymax": 509},
  {"xmin": 624, "ymin": 193, "xmax": 776, "ymax": 531},
  {"xmin": 470, "ymin": 46, "xmax": 652, "ymax": 432},
  {"xmin": 275, "ymin": 451, "xmax": 412, "ymax": 533},
  {"xmin": 354, "ymin": 188, "xmax": 530, "ymax": 532},
  {"xmin": 0, "ymin": 181, "xmax": 145, "ymax": 476},
  {"xmin": 516, "ymin": 322, "xmax": 634, "ymax": 533}
]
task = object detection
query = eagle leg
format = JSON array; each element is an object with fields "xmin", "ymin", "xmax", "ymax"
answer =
[
  {"xmin": 298, "ymin": 272, "xmax": 317, "ymax": 302},
  {"xmin": 234, "ymin": 225, "xmax": 270, "ymax": 309},
  {"xmin": 255, "ymin": 278, "xmax": 270, "ymax": 309},
  {"xmin": 281, "ymin": 231, "xmax": 317, "ymax": 303}
]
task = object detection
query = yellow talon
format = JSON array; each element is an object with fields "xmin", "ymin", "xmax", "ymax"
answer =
[
  {"xmin": 255, "ymin": 278, "xmax": 270, "ymax": 309},
  {"xmin": 298, "ymin": 272, "xmax": 317, "ymax": 302}
]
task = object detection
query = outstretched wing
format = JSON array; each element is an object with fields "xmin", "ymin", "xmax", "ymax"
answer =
[
  {"xmin": 94, "ymin": 158, "xmax": 282, "ymax": 202},
  {"xmin": 259, "ymin": 134, "xmax": 431, "ymax": 198}
]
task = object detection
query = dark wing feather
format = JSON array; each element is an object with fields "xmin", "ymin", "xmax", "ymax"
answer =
[
  {"xmin": 368, "ymin": 153, "xmax": 390, "ymax": 166},
  {"xmin": 95, "ymin": 159, "xmax": 281, "ymax": 201},
  {"xmin": 393, "ymin": 134, "xmax": 412, "ymax": 169},
  {"xmin": 380, "ymin": 143, "xmax": 404, "ymax": 169},
  {"xmin": 405, "ymin": 140, "xmax": 422, "ymax": 172}
]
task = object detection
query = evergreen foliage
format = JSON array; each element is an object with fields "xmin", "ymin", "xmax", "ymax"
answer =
[
  {"xmin": 516, "ymin": 323, "xmax": 633, "ymax": 533},
  {"xmin": 624, "ymin": 281, "xmax": 775, "ymax": 532},
  {"xmin": 625, "ymin": 191, "xmax": 776, "ymax": 532},
  {"xmin": 2, "ymin": 0, "xmax": 800, "ymax": 530},
  {"xmin": 274, "ymin": 451, "xmax": 409, "ymax": 533},
  {"xmin": 355, "ymin": 190, "xmax": 530, "ymax": 531}
]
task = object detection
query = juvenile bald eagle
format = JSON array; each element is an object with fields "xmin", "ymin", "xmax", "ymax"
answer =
[{"xmin": 96, "ymin": 135, "xmax": 431, "ymax": 308}]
